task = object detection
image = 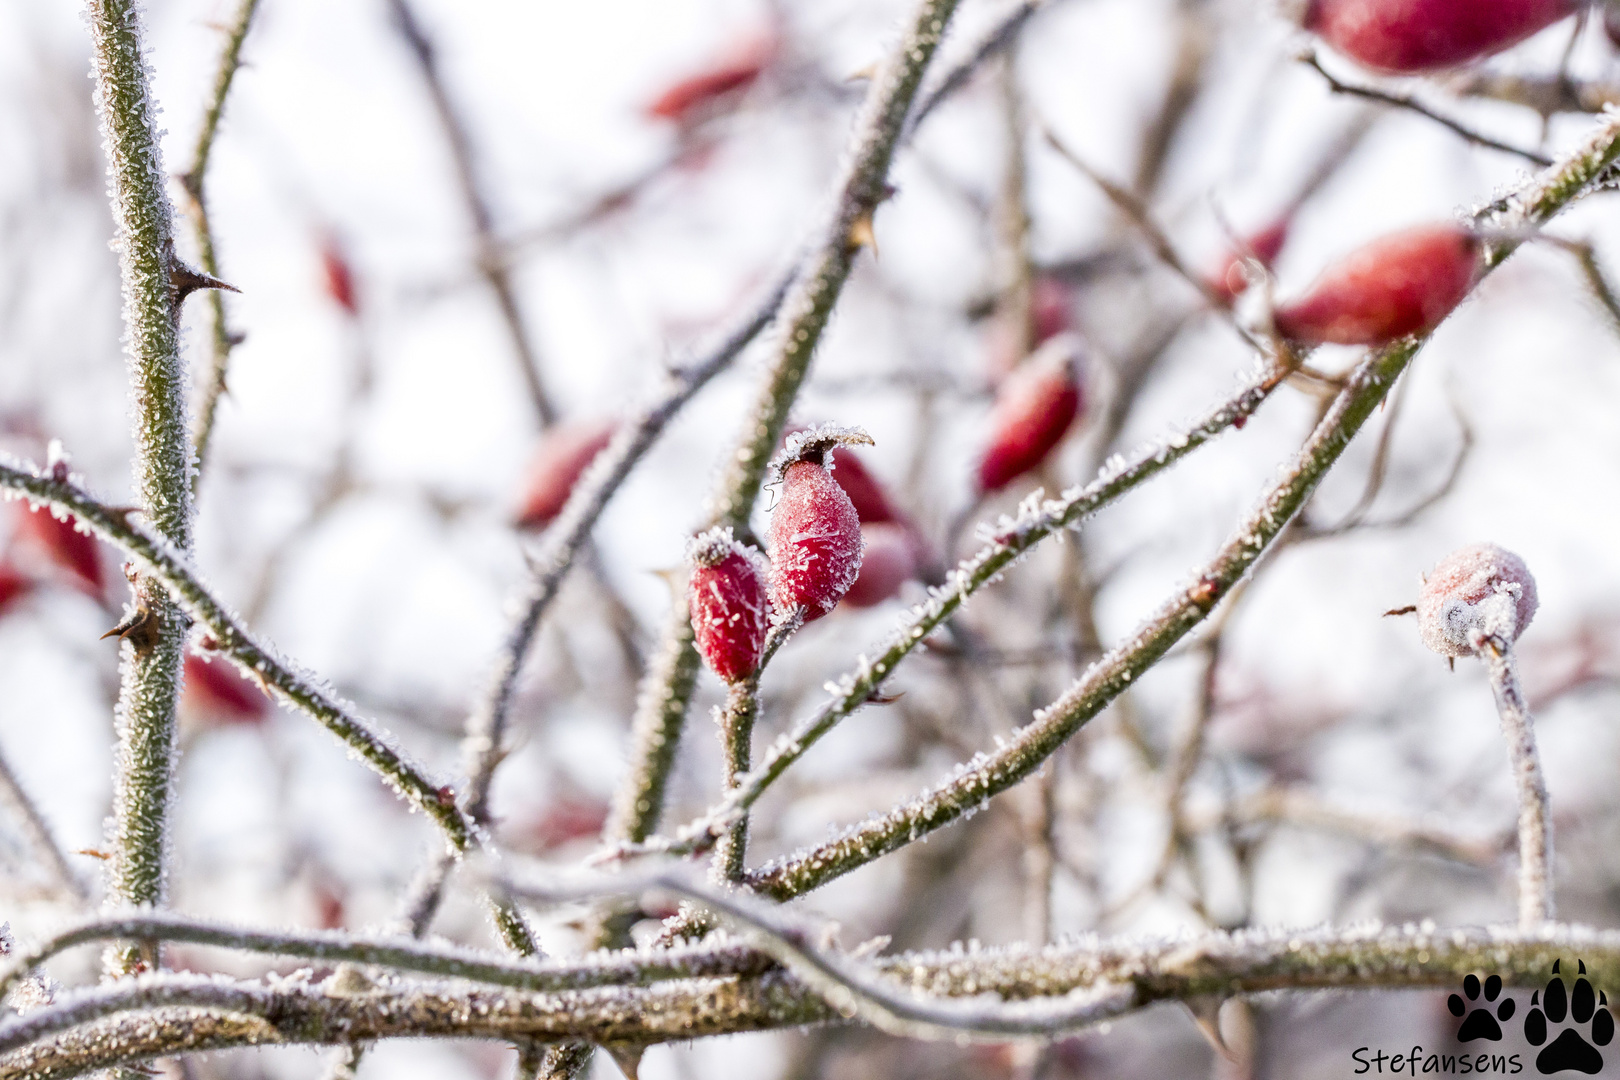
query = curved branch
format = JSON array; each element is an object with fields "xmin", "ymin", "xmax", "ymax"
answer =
[{"xmin": 0, "ymin": 463, "xmax": 473, "ymax": 851}]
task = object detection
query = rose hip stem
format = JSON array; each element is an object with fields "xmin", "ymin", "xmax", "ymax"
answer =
[{"xmin": 1480, "ymin": 634, "xmax": 1553, "ymax": 928}]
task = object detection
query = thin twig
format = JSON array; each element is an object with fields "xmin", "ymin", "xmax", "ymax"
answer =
[
  {"xmin": 184, "ymin": 0, "xmax": 261, "ymax": 490},
  {"xmin": 1481, "ymin": 634, "xmax": 1554, "ymax": 928},
  {"xmin": 1302, "ymin": 52, "xmax": 1551, "ymax": 167},
  {"xmin": 389, "ymin": 0, "xmax": 556, "ymax": 426},
  {"xmin": 0, "ymin": 462, "xmax": 474, "ymax": 851},
  {"xmin": 0, "ymin": 742, "xmax": 87, "ymax": 903}
]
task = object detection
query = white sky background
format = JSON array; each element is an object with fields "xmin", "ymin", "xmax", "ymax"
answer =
[{"xmin": 4, "ymin": 0, "xmax": 1620, "ymax": 1077}]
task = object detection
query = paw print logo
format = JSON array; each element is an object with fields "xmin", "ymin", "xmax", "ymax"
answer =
[
  {"xmin": 1524, "ymin": 959, "xmax": 1614, "ymax": 1075},
  {"xmin": 1450, "ymin": 973, "xmax": 1515, "ymax": 1041}
]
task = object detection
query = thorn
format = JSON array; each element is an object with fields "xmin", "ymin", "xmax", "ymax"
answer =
[
  {"xmin": 1184, "ymin": 997, "xmax": 1233, "ymax": 1060},
  {"xmin": 606, "ymin": 1044, "xmax": 644, "ymax": 1079},
  {"xmin": 101, "ymin": 608, "xmax": 152, "ymax": 642},
  {"xmin": 225, "ymin": 330, "xmax": 247, "ymax": 348},
  {"xmin": 848, "ymin": 211, "xmax": 878, "ymax": 257},
  {"xmin": 865, "ymin": 688, "xmax": 904, "ymax": 705},
  {"xmin": 845, "ymin": 61, "xmax": 879, "ymax": 83},
  {"xmin": 171, "ymin": 261, "xmax": 240, "ymax": 302},
  {"xmin": 1448, "ymin": 656, "xmax": 1455, "ymax": 672},
  {"xmin": 1383, "ymin": 605, "xmax": 1417, "ymax": 617},
  {"xmin": 1554, "ymin": 959, "xmax": 1562, "ymax": 974},
  {"xmin": 849, "ymin": 934, "xmax": 891, "ymax": 959},
  {"xmin": 1580, "ymin": 960, "xmax": 1587, "ymax": 974},
  {"xmin": 75, "ymin": 848, "xmax": 112, "ymax": 860}
]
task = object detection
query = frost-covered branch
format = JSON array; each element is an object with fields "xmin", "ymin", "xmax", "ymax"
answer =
[
  {"xmin": 609, "ymin": 362, "xmax": 1290, "ymax": 863},
  {"xmin": 87, "ymin": 0, "xmax": 197, "ymax": 964},
  {"xmin": 13, "ymin": 922, "xmax": 1620, "ymax": 1077},
  {"xmin": 1482, "ymin": 636, "xmax": 1554, "ymax": 928},
  {"xmin": 0, "ymin": 462, "xmax": 473, "ymax": 851},
  {"xmin": 184, "ymin": 0, "xmax": 260, "ymax": 487},
  {"xmin": 732, "ymin": 108, "xmax": 1620, "ymax": 900}
]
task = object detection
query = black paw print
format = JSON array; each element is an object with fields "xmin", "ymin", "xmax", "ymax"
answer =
[
  {"xmin": 1524, "ymin": 959, "xmax": 1614, "ymax": 1075},
  {"xmin": 1450, "ymin": 973, "xmax": 1515, "ymax": 1041}
]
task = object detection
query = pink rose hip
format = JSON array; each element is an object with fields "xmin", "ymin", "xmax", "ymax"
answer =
[
  {"xmin": 1304, "ymin": 0, "xmax": 1574, "ymax": 74},
  {"xmin": 767, "ymin": 426, "xmax": 869, "ymax": 622},
  {"xmin": 976, "ymin": 335, "xmax": 1085, "ymax": 494},
  {"xmin": 687, "ymin": 527, "xmax": 770, "ymax": 683},
  {"xmin": 513, "ymin": 417, "xmax": 618, "ymax": 530},
  {"xmin": 1416, "ymin": 543, "xmax": 1539, "ymax": 658},
  {"xmin": 1274, "ymin": 224, "xmax": 1479, "ymax": 347}
]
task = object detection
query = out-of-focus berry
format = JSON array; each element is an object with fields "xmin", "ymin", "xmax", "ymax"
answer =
[
  {"xmin": 1207, "ymin": 218, "xmax": 1291, "ymax": 303},
  {"xmin": 645, "ymin": 35, "xmax": 774, "ymax": 124},
  {"xmin": 1303, "ymin": 0, "xmax": 1575, "ymax": 74},
  {"xmin": 182, "ymin": 651, "xmax": 272, "ymax": 726},
  {"xmin": 0, "ymin": 561, "xmax": 32, "ymax": 617},
  {"xmin": 768, "ymin": 427, "xmax": 868, "ymax": 622},
  {"xmin": 976, "ymin": 335, "xmax": 1085, "ymax": 494},
  {"xmin": 319, "ymin": 235, "xmax": 359, "ymax": 317},
  {"xmin": 688, "ymin": 527, "xmax": 770, "ymax": 682},
  {"xmin": 842, "ymin": 522, "xmax": 919, "ymax": 609},
  {"xmin": 514, "ymin": 417, "xmax": 618, "ymax": 531},
  {"xmin": 1417, "ymin": 543, "xmax": 1538, "ymax": 658},
  {"xmin": 1274, "ymin": 224, "xmax": 1478, "ymax": 346},
  {"xmin": 12, "ymin": 503, "xmax": 104, "ymax": 599},
  {"xmin": 986, "ymin": 275, "xmax": 1074, "ymax": 384}
]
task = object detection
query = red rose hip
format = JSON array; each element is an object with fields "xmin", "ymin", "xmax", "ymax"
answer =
[
  {"xmin": 514, "ymin": 417, "xmax": 618, "ymax": 530},
  {"xmin": 767, "ymin": 426, "xmax": 869, "ymax": 622},
  {"xmin": 646, "ymin": 34, "xmax": 774, "ymax": 124},
  {"xmin": 1416, "ymin": 543, "xmax": 1538, "ymax": 658},
  {"xmin": 841, "ymin": 523, "xmax": 918, "ymax": 609},
  {"xmin": 1274, "ymin": 224, "xmax": 1478, "ymax": 346},
  {"xmin": 1207, "ymin": 217, "xmax": 1291, "ymax": 304},
  {"xmin": 182, "ymin": 651, "xmax": 271, "ymax": 726},
  {"xmin": 13, "ymin": 502, "xmax": 104, "ymax": 599},
  {"xmin": 976, "ymin": 335, "xmax": 1085, "ymax": 494},
  {"xmin": 1304, "ymin": 0, "xmax": 1575, "ymax": 74},
  {"xmin": 688, "ymin": 527, "xmax": 770, "ymax": 683}
]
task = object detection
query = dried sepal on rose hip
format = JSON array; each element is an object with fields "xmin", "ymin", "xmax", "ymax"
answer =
[
  {"xmin": 1274, "ymin": 224, "xmax": 1480, "ymax": 347},
  {"xmin": 687, "ymin": 527, "xmax": 771, "ymax": 683},
  {"xmin": 976, "ymin": 334, "xmax": 1086, "ymax": 495},
  {"xmin": 766, "ymin": 425, "xmax": 870, "ymax": 622},
  {"xmin": 1302, "ymin": 0, "xmax": 1575, "ymax": 75},
  {"xmin": 1416, "ymin": 543, "xmax": 1539, "ymax": 658}
]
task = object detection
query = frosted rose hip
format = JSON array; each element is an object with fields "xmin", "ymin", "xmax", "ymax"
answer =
[
  {"xmin": 1416, "ymin": 543, "xmax": 1538, "ymax": 658},
  {"xmin": 841, "ymin": 523, "xmax": 918, "ymax": 609},
  {"xmin": 514, "ymin": 417, "xmax": 618, "ymax": 530},
  {"xmin": 1274, "ymin": 224, "xmax": 1479, "ymax": 346},
  {"xmin": 976, "ymin": 335, "xmax": 1085, "ymax": 494},
  {"xmin": 687, "ymin": 528, "xmax": 770, "ymax": 683},
  {"xmin": 1304, "ymin": 0, "xmax": 1575, "ymax": 74},
  {"xmin": 767, "ymin": 427, "xmax": 868, "ymax": 622}
]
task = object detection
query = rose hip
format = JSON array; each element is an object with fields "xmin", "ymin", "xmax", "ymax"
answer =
[
  {"xmin": 688, "ymin": 527, "xmax": 770, "ymax": 683},
  {"xmin": 514, "ymin": 417, "xmax": 618, "ymax": 530},
  {"xmin": 976, "ymin": 335, "xmax": 1085, "ymax": 494},
  {"xmin": 842, "ymin": 523, "xmax": 918, "ymax": 609},
  {"xmin": 13, "ymin": 503, "xmax": 104, "ymax": 599},
  {"xmin": 646, "ymin": 35, "xmax": 773, "ymax": 124},
  {"xmin": 1274, "ymin": 224, "xmax": 1478, "ymax": 346},
  {"xmin": 1303, "ymin": 0, "xmax": 1575, "ymax": 74},
  {"xmin": 1207, "ymin": 218, "xmax": 1291, "ymax": 304},
  {"xmin": 0, "ymin": 560, "xmax": 31, "ymax": 617},
  {"xmin": 767, "ymin": 426, "xmax": 869, "ymax": 622},
  {"xmin": 182, "ymin": 651, "xmax": 271, "ymax": 726},
  {"xmin": 319, "ymin": 235, "xmax": 359, "ymax": 317},
  {"xmin": 1416, "ymin": 543, "xmax": 1538, "ymax": 658}
]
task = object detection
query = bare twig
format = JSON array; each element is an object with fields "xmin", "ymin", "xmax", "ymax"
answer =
[
  {"xmin": 1302, "ymin": 52, "xmax": 1551, "ymax": 167},
  {"xmin": 0, "ymin": 743, "xmax": 87, "ymax": 903},
  {"xmin": 184, "ymin": 0, "xmax": 260, "ymax": 490},
  {"xmin": 1481, "ymin": 633, "xmax": 1554, "ymax": 927}
]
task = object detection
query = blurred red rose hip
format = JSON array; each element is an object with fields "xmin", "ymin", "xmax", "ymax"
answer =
[
  {"xmin": 13, "ymin": 503, "xmax": 104, "ymax": 599},
  {"xmin": 0, "ymin": 560, "xmax": 32, "ymax": 617},
  {"xmin": 514, "ymin": 417, "xmax": 618, "ymax": 530},
  {"xmin": 842, "ymin": 522, "xmax": 919, "ymax": 608},
  {"xmin": 182, "ymin": 651, "xmax": 271, "ymax": 726},
  {"xmin": 976, "ymin": 335, "xmax": 1085, "ymax": 494},
  {"xmin": 1274, "ymin": 224, "xmax": 1478, "ymax": 346},
  {"xmin": 768, "ymin": 427, "xmax": 868, "ymax": 622},
  {"xmin": 1207, "ymin": 218, "xmax": 1291, "ymax": 303},
  {"xmin": 688, "ymin": 527, "xmax": 770, "ymax": 682},
  {"xmin": 646, "ymin": 35, "xmax": 774, "ymax": 124},
  {"xmin": 319, "ymin": 235, "xmax": 359, "ymax": 317},
  {"xmin": 1304, "ymin": 0, "xmax": 1575, "ymax": 73}
]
